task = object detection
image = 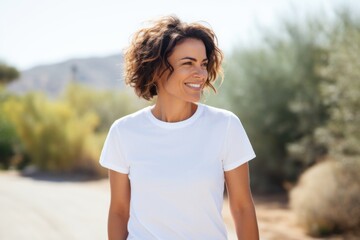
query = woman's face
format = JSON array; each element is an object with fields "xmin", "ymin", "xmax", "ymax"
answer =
[{"xmin": 157, "ymin": 38, "xmax": 208, "ymax": 103}]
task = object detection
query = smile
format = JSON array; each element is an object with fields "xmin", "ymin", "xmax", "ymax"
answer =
[{"xmin": 185, "ymin": 83, "xmax": 202, "ymax": 90}]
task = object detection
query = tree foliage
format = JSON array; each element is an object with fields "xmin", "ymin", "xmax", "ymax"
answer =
[
  {"xmin": 0, "ymin": 63, "xmax": 20, "ymax": 85},
  {"xmin": 315, "ymin": 12, "xmax": 360, "ymax": 160},
  {"xmin": 213, "ymin": 22, "xmax": 328, "ymax": 192},
  {"xmin": 209, "ymin": 10, "xmax": 359, "ymax": 193}
]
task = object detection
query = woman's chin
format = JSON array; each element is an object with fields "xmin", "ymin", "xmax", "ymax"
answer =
[{"xmin": 186, "ymin": 94, "xmax": 201, "ymax": 103}]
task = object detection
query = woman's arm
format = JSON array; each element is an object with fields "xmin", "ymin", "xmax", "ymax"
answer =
[
  {"xmin": 224, "ymin": 162, "xmax": 259, "ymax": 240},
  {"xmin": 108, "ymin": 169, "xmax": 131, "ymax": 240}
]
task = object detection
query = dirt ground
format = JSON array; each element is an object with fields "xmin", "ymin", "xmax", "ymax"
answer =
[{"xmin": 0, "ymin": 171, "xmax": 353, "ymax": 240}]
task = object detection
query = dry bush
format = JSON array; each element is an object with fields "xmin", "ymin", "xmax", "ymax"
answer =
[
  {"xmin": 290, "ymin": 158, "xmax": 360, "ymax": 237},
  {"xmin": 2, "ymin": 93, "xmax": 100, "ymax": 173}
]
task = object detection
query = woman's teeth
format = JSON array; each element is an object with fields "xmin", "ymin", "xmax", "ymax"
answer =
[{"xmin": 186, "ymin": 83, "xmax": 201, "ymax": 88}]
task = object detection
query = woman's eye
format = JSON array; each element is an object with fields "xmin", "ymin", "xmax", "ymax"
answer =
[{"xmin": 182, "ymin": 61, "xmax": 207, "ymax": 68}]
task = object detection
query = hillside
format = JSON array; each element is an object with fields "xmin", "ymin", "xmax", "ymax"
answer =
[{"xmin": 7, "ymin": 54, "xmax": 125, "ymax": 97}]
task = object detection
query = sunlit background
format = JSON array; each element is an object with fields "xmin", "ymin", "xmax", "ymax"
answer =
[
  {"xmin": 2, "ymin": 0, "xmax": 354, "ymax": 70},
  {"xmin": 1, "ymin": 0, "xmax": 359, "ymax": 239}
]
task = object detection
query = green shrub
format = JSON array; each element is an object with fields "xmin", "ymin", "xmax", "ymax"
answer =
[
  {"xmin": 3, "ymin": 93, "xmax": 100, "ymax": 172},
  {"xmin": 0, "ymin": 90, "xmax": 23, "ymax": 169},
  {"xmin": 0, "ymin": 107, "xmax": 19, "ymax": 169},
  {"xmin": 0, "ymin": 83, "xmax": 149, "ymax": 176},
  {"xmin": 63, "ymin": 83, "xmax": 148, "ymax": 132},
  {"xmin": 290, "ymin": 158, "xmax": 360, "ymax": 237}
]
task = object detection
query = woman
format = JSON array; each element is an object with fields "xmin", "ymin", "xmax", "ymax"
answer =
[{"xmin": 100, "ymin": 16, "xmax": 259, "ymax": 240}]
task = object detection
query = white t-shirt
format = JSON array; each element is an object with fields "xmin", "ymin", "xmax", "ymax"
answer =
[{"xmin": 99, "ymin": 103, "xmax": 256, "ymax": 240}]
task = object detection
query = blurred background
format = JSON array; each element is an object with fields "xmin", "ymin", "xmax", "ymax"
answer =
[{"xmin": 1, "ymin": 0, "xmax": 359, "ymax": 239}]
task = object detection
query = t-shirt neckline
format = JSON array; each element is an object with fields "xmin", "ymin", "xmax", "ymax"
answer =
[{"xmin": 145, "ymin": 103, "xmax": 204, "ymax": 129}]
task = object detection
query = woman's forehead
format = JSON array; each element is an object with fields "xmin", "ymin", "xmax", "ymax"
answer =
[{"xmin": 170, "ymin": 38, "xmax": 207, "ymax": 60}]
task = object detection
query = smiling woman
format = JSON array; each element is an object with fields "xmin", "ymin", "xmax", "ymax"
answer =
[
  {"xmin": 124, "ymin": 16, "xmax": 222, "ymax": 101},
  {"xmin": 99, "ymin": 15, "xmax": 259, "ymax": 240},
  {"xmin": 157, "ymin": 38, "xmax": 208, "ymax": 111}
]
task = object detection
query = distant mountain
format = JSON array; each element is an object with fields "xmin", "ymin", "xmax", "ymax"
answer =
[{"xmin": 7, "ymin": 54, "xmax": 125, "ymax": 97}]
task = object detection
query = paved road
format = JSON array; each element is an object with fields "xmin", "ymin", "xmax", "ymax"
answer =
[
  {"xmin": 0, "ymin": 171, "xmax": 109, "ymax": 240},
  {"xmin": 0, "ymin": 171, "xmax": 237, "ymax": 240}
]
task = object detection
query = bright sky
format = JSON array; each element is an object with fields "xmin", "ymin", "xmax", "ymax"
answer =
[{"xmin": 0, "ymin": 0, "xmax": 356, "ymax": 70}]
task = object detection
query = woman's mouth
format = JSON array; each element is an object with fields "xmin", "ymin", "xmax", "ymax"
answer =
[{"xmin": 185, "ymin": 83, "xmax": 202, "ymax": 90}]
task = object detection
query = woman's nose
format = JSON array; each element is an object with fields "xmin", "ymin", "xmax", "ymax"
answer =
[{"xmin": 194, "ymin": 67, "xmax": 208, "ymax": 80}]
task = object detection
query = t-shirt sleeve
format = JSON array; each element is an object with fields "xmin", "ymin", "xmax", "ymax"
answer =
[
  {"xmin": 222, "ymin": 113, "xmax": 256, "ymax": 171},
  {"xmin": 99, "ymin": 121, "xmax": 129, "ymax": 174}
]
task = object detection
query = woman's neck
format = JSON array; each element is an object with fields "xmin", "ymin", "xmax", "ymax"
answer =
[{"xmin": 151, "ymin": 99, "xmax": 197, "ymax": 123}]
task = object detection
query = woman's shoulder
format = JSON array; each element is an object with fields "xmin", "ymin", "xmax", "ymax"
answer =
[
  {"xmin": 111, "ymin": 105, "xmax": 151, "ymax": 129},
  {"xmin": 201, "ymin": 103, "xmax": 238, "ymax": 120}
]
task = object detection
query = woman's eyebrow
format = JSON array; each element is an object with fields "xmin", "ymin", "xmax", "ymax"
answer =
[{"xmin": 179, "ymin": 57, "xmax": 208, "ymax": 62}]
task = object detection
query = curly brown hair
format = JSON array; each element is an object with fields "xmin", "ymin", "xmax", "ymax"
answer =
[{"xmin": 123, "ymin": 15, "xmax": 224, "ymax": 100}]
